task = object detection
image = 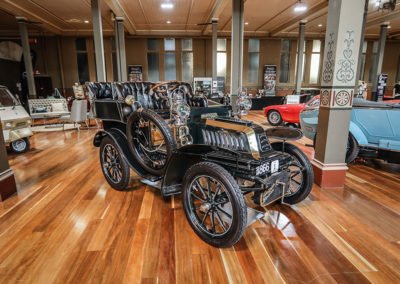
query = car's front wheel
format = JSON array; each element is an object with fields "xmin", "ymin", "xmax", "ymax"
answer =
[
  {"xmin": 267, "ymin": 110, "xmax": 283, "ymax": 126},
  {"xmin": 271, "ymin": 142, "xmax": 314, "ymax": 204},
  {"xmin": 182, "ymin": 162, "xmax": 247, "ymax": 248},
  {"xmin": 10, "ymin": 138, "xmax": 30, "ymax": 153}
]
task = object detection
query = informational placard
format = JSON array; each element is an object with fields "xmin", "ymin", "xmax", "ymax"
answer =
[
  {"xmin": 377, "ymin": 74, "xmax": 387, "ymax": 102},
  {"xmin": 263, "ymin": 65, "xmax": 277, "ymax": 96},
  {"xmin": 216, "ymin": 76, "xmax": 225, "ymax": 93},
  {"xmin": 128, "ymin": 65, "xmax": 143, "ymax": 82}
]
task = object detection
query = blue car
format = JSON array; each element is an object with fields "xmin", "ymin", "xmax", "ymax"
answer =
[{"xmin": 300, "ymin": 98, "xmax": 400, "ymax": 164}]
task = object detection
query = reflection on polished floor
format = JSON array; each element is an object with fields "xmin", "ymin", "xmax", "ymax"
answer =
[{"xmin": 1, "ymin": 111, "xmax": 400, "ymax": 283}]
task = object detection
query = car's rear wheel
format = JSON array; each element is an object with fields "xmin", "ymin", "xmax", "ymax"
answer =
[
  {"xmin": 271, "ymin": 142, "xmax": 314, "ymax": 204},
  {"xmin": 346, "ymin": 132, "xmax": 359, "ymax": 164},
  {"xmin": 100, "ymin": 136, "xmax": 130, "ymax": 190},
  {"xmin": 267, "ymin": 110, "xmax": 283, "ymax": 126},
  {"xmin": 10, "ymin": 138, "xmax": 30, "ymax": 153},
  {"xmin": 182, "ymin": 162, "xmax": 247, "ymax": 248}
]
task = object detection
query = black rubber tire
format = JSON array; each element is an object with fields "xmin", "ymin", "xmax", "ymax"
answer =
[
  {"xmin": 346, "ymin": 132, "xmax": 359, "ymax": 164},
  {"xmin": 10, "ymin": 138, "xmax": 30, "ymax": 153},
  {"xmin": 182, "ymin": 162, "xmax": 247, "ymax": 248},
  {"xmin": 100, "ymin": 136, "xmax": 130, "ymax": 191},
  {"xmin": 126, "ymin": 108, "xmax": 177, "ymax": 176},
  {"xmin": 271, "ymin": 142, "xmax": 314, "ymax": 204},
  {"xmin": 267, "ymin": 110, "xmax": 283, "ymax": 126}
]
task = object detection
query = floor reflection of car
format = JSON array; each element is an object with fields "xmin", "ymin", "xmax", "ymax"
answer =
[
  {"xmin": 0, "ymin": 86, "xmax": 33, "ymax": 153},
  {"xmin": 300, "ymin": 98, "xmax": 400, "ymax": 164},
  {"xmin": 264, "ymin": 95, "xmax": 320, "ymax": 126}
]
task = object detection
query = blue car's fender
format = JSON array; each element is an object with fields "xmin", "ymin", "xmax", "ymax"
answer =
[{"xmin": 349, "ymin": 121, "xmax": 368, "ymax": 146}]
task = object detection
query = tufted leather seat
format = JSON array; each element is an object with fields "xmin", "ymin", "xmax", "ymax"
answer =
[
  {"xmin": 86, "ymin": 81, "xmax": 208, "ymax": 110},
  {"xmin": 86, "ymin": 82, "xmax": 115, "ymax": 100}
]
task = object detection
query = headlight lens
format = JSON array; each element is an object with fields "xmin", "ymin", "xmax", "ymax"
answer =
[
  {"xmin": 5, "ymin": 122, "xmax": 13, "ymax": 129},
  {"xmin": 27, "ymin": 119, "xmax": 32, "ymax": 125},
  {"xmin": 172, "ymin": 102, "xmax": 190, "ymax": 119},
  {"xmin": 237, "ymin": 97, "xmax": 252, "ymax": 110}
]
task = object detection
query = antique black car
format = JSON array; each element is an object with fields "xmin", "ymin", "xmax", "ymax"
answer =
[{"xmin": 87, "ymin": 80, "xmax": 314, "ymax": 248}]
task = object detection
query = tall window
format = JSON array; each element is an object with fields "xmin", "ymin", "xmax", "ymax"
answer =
[
  {"xmin": 147, "ymin": 39, "xmax": 159, "ymax": 81},
  {"xmin": 217, "ymin": 38, "xmax": 227, "ymax": 78},
  {"xmin": 248, "ymin": 39, "xmax": 260, "ymax": 84},
  {"xmin": 75, "ymin": 38, "xmax": 89, "ymax": 84},
  {"xmin": 309, "ymin": 40, "xmax": 321, "ymax": 84},
  {"xmin": 181, "ymin": 39, "xmax": 193, "ymax": 83},
  {"xmin": 369, "ymin": 41, "xmax": 379, "ymax": 83},
  {"xmin": 358, "ymin": 41, "xmax": 368, "ymax": 81},
  {"xmin": 279, "ymin": 40, "xmax": 291, "ymax": 83},
  {"xmin": 295, "ymin": 40, "xmax": 306, "ymax": 82},
  {"xmin": 164, "ymin": 38, "xmax": 176, "ymax": 81}
]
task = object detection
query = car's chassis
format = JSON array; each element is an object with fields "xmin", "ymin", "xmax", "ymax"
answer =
[{"xmin": 89, "ymin": 81, "xmax": 314, "ymax": 247}]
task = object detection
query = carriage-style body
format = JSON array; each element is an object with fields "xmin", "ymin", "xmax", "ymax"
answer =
[{"xmin": 88, "ymin": 81, "xmax": 314, "ymax": 247}]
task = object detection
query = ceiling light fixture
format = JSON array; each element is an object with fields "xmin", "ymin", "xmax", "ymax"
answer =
[
  {"xmin": 167, "ymin": 20, "xmax": 171, "ymax": 24},
  {"xmin": 294, "ymin": 0, "xmax": 307, "ymax": 13},
  {"xmin": 161, "ymin": 2, "xmax": 174, "ymax": 9},
  {"xmin": 245, "ymin": 22, "xmax": 249, "ymax": 25},
  {"xmin": 318, "ymin": 24, "xmax": 323, "ymax": 27},
  {"xmin": 84, "ymin": 20, "xmax": 89, "ymax": 23},
  {"xmin": 388, "ymin": 25, "xmax": 391, "ymax": 29}
]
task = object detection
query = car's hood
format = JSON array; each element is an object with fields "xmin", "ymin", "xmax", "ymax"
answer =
[{"xmin": 0, "ymin": 105, "xmax": 30, "ymax": 122}]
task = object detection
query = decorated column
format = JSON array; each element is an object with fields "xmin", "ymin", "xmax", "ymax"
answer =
[{"xmin": 313, "ymin": 0, "xmax": 365, "ymax": 188}]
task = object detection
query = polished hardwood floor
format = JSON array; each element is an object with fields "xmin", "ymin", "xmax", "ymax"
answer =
[{"xmin": 1, "ymin": 111, "xmax": 400, "ymax": 283}]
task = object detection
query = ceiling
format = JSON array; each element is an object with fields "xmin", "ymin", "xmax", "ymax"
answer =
[{"xmin": 0, "ymin": 0, "xmax": 399, "ymax": 39}]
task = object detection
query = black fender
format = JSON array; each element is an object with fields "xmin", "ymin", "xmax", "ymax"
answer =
[
  {"xmin": 162, "ymin": 144, "xmax": 231, "ymax": 190},
  {"xmin": 93, "ymin": 128, "xmax": 159, "ymax": 181}
]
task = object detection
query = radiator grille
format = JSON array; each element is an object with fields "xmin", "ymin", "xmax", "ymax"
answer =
[
  {"xmin": 16, "ymin": 122, "xmax": 26, "ymax": 127},
  {"xmin": 257, "ymin": 132, "xmax": 271, "ymax": 152},
  {"xmin": 202, "ymin": 129, "xmax": 246, "ymax": 151}
]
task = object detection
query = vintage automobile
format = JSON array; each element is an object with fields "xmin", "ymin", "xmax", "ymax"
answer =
[
  {"xmin": 87, "ymin": 80, "xmax": 314, "ymax": 247},
  {"xmin": 300, "ymin": 98, "xmax": 400, "ymax": 164},
  {"xmin": 264, "ymin": 95, "xmax": 320, "ymax": 126},
  {"xmin": 0, "ymin": 85, "xmax": 33, "ymax": 153}
]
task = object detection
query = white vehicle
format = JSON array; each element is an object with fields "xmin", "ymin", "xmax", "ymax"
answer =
[{"xmin": 0, "ymin": 86, "xmax": 33, "ymax": 153}]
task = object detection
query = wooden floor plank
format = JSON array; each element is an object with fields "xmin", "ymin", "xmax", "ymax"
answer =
[{"xmin": 0, "ymin": 112, "xmax": 398, "ymax": 283}]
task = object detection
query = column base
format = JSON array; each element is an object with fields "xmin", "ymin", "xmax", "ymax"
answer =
[
  {"xmin": 311, "ymin": 159, "xmax": 348, "ymax": 188},
  {"xmin": 0, "ymin": 169, "xmax": 17, "ymax": 201}
]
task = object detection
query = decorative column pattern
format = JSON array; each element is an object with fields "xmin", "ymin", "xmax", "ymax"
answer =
[
  {"xmin": 230, "ymin": 0, "xmax": 244, "ymax": 114},
  {"xmin": 212, "ymin": 19, "xmax": 218, "ymax": 84},
  {"xmin": 115, "ymin": 17, "xmax": 127, "ymax": 81},
  {"xmin": 91, "ymin": 0, "xmax": 106, "ymax": 82},
  {"xmin": 295, "ymin": 22, "xmax": 306, "ymax": 95},
  {"xmin": 17, "ymin": 17, "xmax": 36, "ymax": 99},
  {"xmin": 313, "ymin": 0, "xmax": 365, "ymax": 188},
  {"xmin": 371, "ymin": 24, "xmax": 388, "ymax": 101}
]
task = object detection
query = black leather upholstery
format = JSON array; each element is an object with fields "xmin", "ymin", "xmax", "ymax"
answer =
[{"xmin": 86, "ymin": 81, "xmax": 208, "ymax": 110}]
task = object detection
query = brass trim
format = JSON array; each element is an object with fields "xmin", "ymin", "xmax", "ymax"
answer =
[{"xmin": 205, "ymin": 119, "xmax": 260, "ymax": 160}]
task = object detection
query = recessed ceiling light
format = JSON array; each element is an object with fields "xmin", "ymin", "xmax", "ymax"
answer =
[
  {"xmin": 161, "ymin": 2, "xmax": 174, "ymax": 9},
  {"xmin": 166, "ymin": 20, "xmax": 171, "ymax": 24},
  {"xmin": 388, "ymin": 25, "xmax": 391, "ymax": 29},
  {"xmin": 84, "ymin": 20, "xmax": 89, "ymax": 24},
  {"xmin": 318, "ymin": 24, "xmax": 323, "ymax": 27},
  {"xmin": 294, "ymin": 0, "xmax": 307, "ymax": 12},
  {"xmin": 245, "ymin": 22, "xmax": 249, "ymax": 25}
]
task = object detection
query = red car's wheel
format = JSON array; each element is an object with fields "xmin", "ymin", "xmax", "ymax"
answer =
[{"xmin": 267, "ymin": 110, "xmax": 283, "ymax": 126}]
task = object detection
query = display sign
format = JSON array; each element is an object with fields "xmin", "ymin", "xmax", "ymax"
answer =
[
  {"xmin": 377, "ymin": 74, "xmax": 387, "ymax": 102},
  {"xmin": 128, "ymin": 65, "xmax": 143, "ymax": 82},
  {"xmin": 216, "ymin": 76, "xmax": 225, "ymax": 93},
  {"xmin": 263, "ymin": 65, "xmax": 277, "ymax": 96}
]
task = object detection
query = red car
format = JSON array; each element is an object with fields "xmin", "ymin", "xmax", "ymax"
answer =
[{"xmin": 264, "ymin": 95, "xmax": 320, "ymax": 126}]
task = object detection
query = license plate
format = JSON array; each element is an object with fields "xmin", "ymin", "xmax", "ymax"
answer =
[{"xmin": 256, "ymin": 160, "xmax": 279, "ymax": 175}]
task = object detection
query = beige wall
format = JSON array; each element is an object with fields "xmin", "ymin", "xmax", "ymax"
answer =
[{"xmin": 29, "ymin": 35, "xmax": 400, "ymax": 97}]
